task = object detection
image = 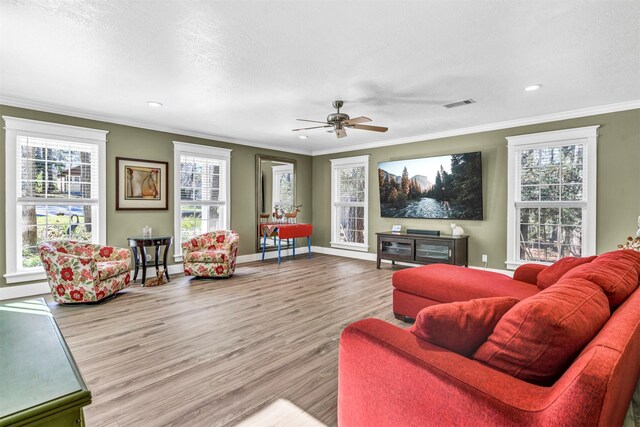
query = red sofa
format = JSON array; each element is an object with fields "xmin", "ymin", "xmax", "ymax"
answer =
[{"xmin": 338, "ymin": 251, "xmax": 640, "ymax": 426}]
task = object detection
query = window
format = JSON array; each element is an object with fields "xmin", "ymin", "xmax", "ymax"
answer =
[
  {"xmin": 3, "ymin": 116, "xmax": 107, "ymax": 283},
  {"xmin": 272, "ymin": 163, "xmax": 294, "ymax": 212},
  {"xmin": 506, "ymin": 126, "xmax": 598, "ymax": 270},
  {"xmin": 173, "ymin": 141, "xmax": 231, "ymax": 259},
  {"xmin": 330, "ymin": 155, "xmax": 369, "ymax": 251}
]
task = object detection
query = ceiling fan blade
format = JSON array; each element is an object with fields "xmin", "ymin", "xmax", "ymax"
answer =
[
  {"xmin": 350, "ymin": 124, "xmax": 389, "ymax": 133},
  {"xmin": 292, "ymin": 125, "xmax": 332, "ymax": 131},
  {"xmin": 335, "ymin": 128, "xmax": 347, "ymax": 138},
  {"xmin": 343, "ymin": 116, "xmax": 372, "ymax": 125},
  {"xmin": 296, "ymin": 119, "xmax": 329, "ymax": 124}
]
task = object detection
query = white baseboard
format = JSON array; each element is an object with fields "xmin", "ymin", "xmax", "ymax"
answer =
[
  {"xmin": 236, "ymin": 245, "xmax": 376, "ymax": 264},
  {"xmin": 0, "ymin": 282, "xmax": 50, "ymax": 301},
  {"xmin": 236, "ymin": 246, "xmax": 310, "ymax": 263},
  {"xmin": 237, "ymin": 246, "xmax": 514, "ymax": 277},
  {"xmin": 138, "ymin": 263, "xmax": 184, "ymax": 277},
  {"xmin": 308, "ymin": 246, "xmax": 514, "ymax": 276},
  {"xmin": 310, "ymin": 246, "xmax": 377, "ymax": 261},
  {"xmin": 0, "ymin": 249, "xmax": 513, "ymax": 301},
  {"xmin": 0, "ymin": 264, "xmax": 187, "ymax": 301}
]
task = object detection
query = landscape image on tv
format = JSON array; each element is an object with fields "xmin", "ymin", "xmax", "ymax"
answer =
[{"xmin": 378, "ymin": 152, "xmax": 483, "ymax": 220}]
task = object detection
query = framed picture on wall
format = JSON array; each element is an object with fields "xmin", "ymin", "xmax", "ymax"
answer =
[{"xmin": 116, "ymin": 157, "xmax": 169, "ymax": 210}]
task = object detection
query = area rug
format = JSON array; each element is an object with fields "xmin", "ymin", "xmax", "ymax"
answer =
[{"xmin": 235, "ymin": 398, "xmax": 326, "ymax": 427}]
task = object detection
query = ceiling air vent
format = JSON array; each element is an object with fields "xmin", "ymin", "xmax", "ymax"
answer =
[{"xmin": 443, "ymin": 99, "xmax": 476, "ymax": 109}]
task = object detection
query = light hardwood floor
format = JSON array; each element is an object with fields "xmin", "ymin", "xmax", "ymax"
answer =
[{"xmin": 47, "ymin": 254, "xmax": 407, "ymax": 427}]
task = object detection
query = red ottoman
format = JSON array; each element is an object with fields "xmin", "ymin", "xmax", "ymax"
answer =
[{"xmin": 392, "ymin": 264, "xmax": 540, "ymax": 321}]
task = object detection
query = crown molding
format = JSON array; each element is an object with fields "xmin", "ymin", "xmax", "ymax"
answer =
[
  {"xmin": 310, "ymin": 99, "xmax": 640, "ymax": 156},
  {"xmin": 0, "ymin": 96, "xmax": 313, "ymax": 156},
  {"xmin": 1, "ymin": 96, "xmax": 637, "ymax": 158}
]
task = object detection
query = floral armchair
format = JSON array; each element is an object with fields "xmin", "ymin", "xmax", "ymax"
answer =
[
  {"xmin": 182, "ymin": 230, "xmax": 240, "ymax": 278},
  {"xmin": 38, "ymin": 241, "xmax": 132, "ymax": 303}
]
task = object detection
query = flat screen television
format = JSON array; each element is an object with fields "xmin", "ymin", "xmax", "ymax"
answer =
[{"xmin": 378, "ymin": 151, "xmax": 483, "ymax": 220}]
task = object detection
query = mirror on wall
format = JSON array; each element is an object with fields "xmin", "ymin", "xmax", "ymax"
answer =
[{"xmin": 256, "ymin": 155, "xmax": 297, "ymax": 252}]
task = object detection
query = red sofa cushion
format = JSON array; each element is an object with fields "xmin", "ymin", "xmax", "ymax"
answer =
[
  {"xmin": 601, "ymin": 249, "xmax": 640, "ymax": 272},
  {"xmin": 513, "ymin": 263, "xmax": 547, "ymax": 285},
  {"xmin": 473, "ymin": 278, "xmax": 610, "ymax": 385},
  {"xmin": 563, "ymin": 251, "xmax": 640, "ymax": 309},
  {"xmin": 536, "ymin": 256, "xmax": 597, "ymax": 289},
  {"xmin": 392, "ymin": 265, "xmax": 539, "ymax": 303},
  {"xmin": 409, "ymin": 297, "xmax": 520, "ymax": 357}
]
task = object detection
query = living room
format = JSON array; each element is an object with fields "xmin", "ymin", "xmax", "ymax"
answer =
[{"xmin": 1, "ymin": 1, "xmax": 639, "ymax": 426}]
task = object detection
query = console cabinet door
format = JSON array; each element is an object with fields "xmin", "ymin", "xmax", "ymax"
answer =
[
  {"xmin": 414, "ymin": 238, "xmax": 454, "ymax": 264},
  {"xmin": 379, "ymin": 237, "xmax": 414, "ymax": 261}
]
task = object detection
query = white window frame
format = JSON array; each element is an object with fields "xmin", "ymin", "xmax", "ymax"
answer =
[
  {"xmin": 3, "ymin": 116, "xmax": 108, "ymax": 284},
  {"xmin": 330, "ymin": 155, "xmax": 370, "ymax": 252},
  {"xmin": 173, "ymin": 141, "xmax": 232, "ymax": 261},
  {"xmin": 272, "ymin": 163, "xmax": 294, "ymax": 210},
  {"xmin": 505, "ymin": 126, "xmax": 598, "ymax": 270}
]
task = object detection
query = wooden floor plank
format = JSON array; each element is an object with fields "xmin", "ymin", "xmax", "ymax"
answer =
[{"xmin": 48, "ymin": 254, "xmax": 407, "ymax": 426}]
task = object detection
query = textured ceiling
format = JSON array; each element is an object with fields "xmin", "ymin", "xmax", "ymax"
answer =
[{"xmin": 1, "ymin": 0, "xmax": 639, "ymax": 155}]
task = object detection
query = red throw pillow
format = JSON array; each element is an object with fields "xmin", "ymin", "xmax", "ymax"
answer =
[
  {"xmin": 409, "ymin": 297, "xmax": 520, "ymax": 357},
  {"xmin": 536, "ymin": 256, "xmax": 597, "ymax": 289},
  {"xmin": 596, "ymin": 249, "xmax": 640, "ymax": 273},
  {"xmin": 563, "ymin": 254, "xmax": 639, "ymax": 309},
  {"xmin": 473, "ymin": 278, "xmax": 610, "ymax": 385}
]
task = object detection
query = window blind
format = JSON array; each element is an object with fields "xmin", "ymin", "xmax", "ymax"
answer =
[
  {"xmin": 17, "ymin": 136, "xmax": 99, "ymax": 203},
  {"xmin": 179, "ymin": 154, "xmax": 226, "ymax": 204}
]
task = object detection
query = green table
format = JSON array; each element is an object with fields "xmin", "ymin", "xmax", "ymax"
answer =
[{"xmin": 0, "ymin": 299, "xmax": 91, "ymax": 426}]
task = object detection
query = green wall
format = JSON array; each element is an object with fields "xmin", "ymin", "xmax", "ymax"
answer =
[
  {"xmin": 0, "ymin": 105, "xmax": 313, "ymax": 287},
  {"xmin": 1, "ymin": 105, "xmax": 638, "ymax": 286},
  {"xmin": 312, "ymin": 109, "xmax": 640, "ymax": 269}
]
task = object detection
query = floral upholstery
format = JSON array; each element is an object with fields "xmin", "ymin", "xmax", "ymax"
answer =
[
  {"xmin": 97, "ymin": 260, "xmax": 131, "ymax": 280},
  {"xmin": 39, "ymin": 241, "xmax": 132, "ymax": 303},
  {"xmin": 184, "ymin": 250, "xmax": 227, "ymax": 263},
  {"xmin": 181, "ymin": 230, "xmax": 239, "ymax": 278}
]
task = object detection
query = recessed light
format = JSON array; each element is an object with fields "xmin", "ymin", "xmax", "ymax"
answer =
[
  {"xmin": 298, "ymin": 135, "xmax": 308, "ymax": 140},
  {"xmin": 525, "ymin": 84, "xmax": 543, "ymax": 92},
  {"xmin": 146, "ymin": 101, "xmax": 163, "ymax": 107}
]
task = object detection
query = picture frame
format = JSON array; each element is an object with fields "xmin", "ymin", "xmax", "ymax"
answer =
[
  {"xmin": 116, "ymin": 157, "xmax": 169, "ymax": 210},
  {"xmin": 378, "ymin": 151, "xmax": 483, "ymax": 220}
]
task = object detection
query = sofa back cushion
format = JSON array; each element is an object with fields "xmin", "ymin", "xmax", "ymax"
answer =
[
  {"xmin": 603, "ymin": 249, "xmax": 640, "ymax": 271},
  {"xmin": 536, "ymin": 256, "xmax": 597, "ymax": 289},
  {"xmin": 409, "ymin": 297, "xmax": 520, "ymax": 357},
  {"xmin": 563, "ymin": 250, "xmax": 640, "ymax": 309},
  {"xmin": 473, "ymin": 278, "xmax": 610, "ymax": 385}
]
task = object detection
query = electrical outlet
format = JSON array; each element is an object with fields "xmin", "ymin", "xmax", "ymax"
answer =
[{"xmin": 481, "ymin": 254, "xmax": 488, "ymax": 263}]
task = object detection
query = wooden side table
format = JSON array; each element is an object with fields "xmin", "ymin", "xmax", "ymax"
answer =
[{"xmin": 127, "ymin": 236, "xmax": 173, "ymax": 285}]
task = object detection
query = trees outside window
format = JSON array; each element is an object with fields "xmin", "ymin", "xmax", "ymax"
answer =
[
  {"xmin": 173, "ymin": 142, "xmax": 231, "ymax": 259},
  {"xmin": 272, "ymin": 164, "xmax": 294, "ymax": 212},
  {"xmin": 506, "ymin": 126, "xmax": 598, "ymax": 270},
  {"xmin": 3, "ymin": 116, "xmax": 107, "ymax": 283},
  {"xmin": 330, "ymin": 155, "xmax": 369, "ymax": 251}
]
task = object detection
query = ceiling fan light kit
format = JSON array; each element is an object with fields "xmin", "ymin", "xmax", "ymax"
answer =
[{"xmin": 293, "ymin": 100, "xmax": 388, "ymax": 139}]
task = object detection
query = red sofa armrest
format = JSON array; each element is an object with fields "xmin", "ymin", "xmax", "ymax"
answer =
[
  {"xmin": 338, "ymin": 318, "xmax": 610, "ymax": 426},
  {"xmin": 513, "ymin": 263, "xmax": 547, "ymax": 285}
]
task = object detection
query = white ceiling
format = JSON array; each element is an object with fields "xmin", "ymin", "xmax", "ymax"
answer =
[{"xmin": 1, "ymin": 0, "xmax": 639, "ymax": 155}]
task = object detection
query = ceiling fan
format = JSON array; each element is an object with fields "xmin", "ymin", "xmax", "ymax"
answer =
[{"xmin": 292, "ymin": 100, "xmax": 388, "ymax": 139}]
